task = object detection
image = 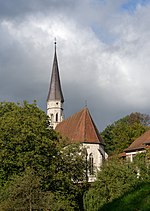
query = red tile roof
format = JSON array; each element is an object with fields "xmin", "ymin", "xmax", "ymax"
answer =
[
  {"xmin": 55, "ymin": 107, "xmax": 103, "ymax": 144},
  {"xmin": 125, "ymin": 130, "xmax": 150, "ymax": 152}
]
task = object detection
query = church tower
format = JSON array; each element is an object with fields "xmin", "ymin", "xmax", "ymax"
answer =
[{"xmin": 47, "ymin": 41, "xmax": 64, "ymax": 129}]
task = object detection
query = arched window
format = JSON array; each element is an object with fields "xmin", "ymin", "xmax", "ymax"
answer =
[
  {"xmin": 56, "ymin": 113, "xmax": 58, "ymax": 122},
  {"xmin": 89, "ymin": 153, "xmax": 94, "ymax": 175}
]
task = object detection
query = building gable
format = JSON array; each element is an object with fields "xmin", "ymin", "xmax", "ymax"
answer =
[{"xmin": 56, "ymin": 107, "xmax": 103, "ymax": 144}]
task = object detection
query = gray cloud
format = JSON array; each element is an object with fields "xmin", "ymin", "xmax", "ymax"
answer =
[
  {"xmin": 0, "ymin": 0, "xmax": 150, "ymax": 130},
  {"xmin": 0, "ymin": 0, "xmax": 78, "ymax": 19}
]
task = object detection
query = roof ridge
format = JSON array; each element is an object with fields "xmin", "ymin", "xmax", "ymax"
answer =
[
  {"xmin": 56, "ymin": 107, "xmax": 103, "ymax": 144},
  {"xmin": 85, "ymin": 108, "xmax": 101, "ymax": 143},
  {"xmin": 84, "ymin": 109, "xmax": 87, "ymax": 142},
  {"xmin": 125, "ymin": 129, "xmax": 150, "ymax": 152}
]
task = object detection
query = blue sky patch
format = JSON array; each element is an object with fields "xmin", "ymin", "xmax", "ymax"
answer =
[
  {"xmin": 92, "ymin": 25, "xmax": 117, "ymax": 44},
  {"xmin": 122, "ymin": 0, "xmax": 150, "ymax": 13}
]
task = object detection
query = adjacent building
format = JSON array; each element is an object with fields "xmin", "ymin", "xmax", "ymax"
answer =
[{"xmin": 122, "ymin": 130, "xmax": 150, "ymax": 161}]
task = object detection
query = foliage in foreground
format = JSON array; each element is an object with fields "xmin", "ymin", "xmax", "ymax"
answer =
[
  {"xmin": 100, "ymin": 183, "xmax": 150, "ymax": 211},
  {"xmin": 0, "ymin": 168, "xmax": 78, "ymax": 211},
  {"xmin": 0, "ymin": 101, "xmax": 58, "ymax": 184},
  {"xmin": 84, "ymin": 150, "xmax": 150, "ymax": 211},
  {"xmin": 84, "ymin": 158, "xmax": 138, "ymax": 211},
  {"xmin": 1, "ymin": 102, "xmax": 150, "ymax": 210},
  {"xmin": 0, "ymin": 101, "xmax": 87, "ymax": 210}
]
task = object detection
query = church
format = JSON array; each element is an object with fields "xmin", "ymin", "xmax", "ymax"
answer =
[{"xmin": 46, "ymin": 42, "xmax": 108, "ymax": 182}]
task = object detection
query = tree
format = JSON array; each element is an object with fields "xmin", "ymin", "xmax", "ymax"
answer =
[
  {"xmin": 0, "ymin": 101, "xmax": 87, "ymax": 210},
  {"xmin": 42, "ymin": 139, "xmax": 88, "ymax": 210},
  {"xmin": 133, "ymin": 148, "xmax": 150, "ymax": 182},
  {"xmin": 84, "ymin": 158, "xmax": 139, "ymax": 211},
  {"xmin": 0, "ymin": 168, "xmax": 76, "ymax": 211},
  {"xmin": 100, "ymin": 183, "xmax": 150, "ymax": 211},
  {"xmin": 0, "ymin": 101, "xmax": 58, "ymax": 184},
  {"xmin": 84, "ymin": 148, "xmax": 150, "ymax": 211},
  {"xmin": 0, "ymin": 168, "xmax": 44, "ymax": 210},
  {"xmin": 101, "ymin": 112, "xmax": 150, "ymax": 155}
]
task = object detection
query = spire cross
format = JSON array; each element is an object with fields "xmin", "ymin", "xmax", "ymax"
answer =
[{"xmin": 54, "ymin": 37, "xmax": 57, "ymax": 51}]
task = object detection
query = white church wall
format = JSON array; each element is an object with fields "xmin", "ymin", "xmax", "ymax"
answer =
[{"xmin": 83, "ymin": 142, "xmax": 106, "ymax": 182}]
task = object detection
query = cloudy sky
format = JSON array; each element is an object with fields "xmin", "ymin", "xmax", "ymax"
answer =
[{"xmin": 1, "ymin": 0, "xmax": 150, "ymax": 131}]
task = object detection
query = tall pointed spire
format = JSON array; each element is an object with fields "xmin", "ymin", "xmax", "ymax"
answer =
[
  {"xmin": 47, "ymin": 40, "xmax": 64, "ymax": 129},
  {"xmin": 47, "ymin": 40, "xmax": 64, "ymax": 103}
]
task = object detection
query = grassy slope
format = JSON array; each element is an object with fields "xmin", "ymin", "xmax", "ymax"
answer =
[{"xmin": 100, "ymin": 183, "xmax": 150, "ymax": 211}]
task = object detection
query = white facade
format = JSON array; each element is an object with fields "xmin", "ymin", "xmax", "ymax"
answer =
[
  {"xmin": 47, "ymin": 100, "xmax": 64, "ymax": 129},
  {"xmin": 83, "ymin": 143, "xmax": 108, "ymax": 182}
]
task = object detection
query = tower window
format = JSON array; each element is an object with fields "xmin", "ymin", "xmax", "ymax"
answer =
[
  {"xmin": 56, "ymin": 113, "xmax": 58, "ymax": 122},
  {"xmin": 89, "ymin": 153, "xmax": 94, "ymax": 175}
]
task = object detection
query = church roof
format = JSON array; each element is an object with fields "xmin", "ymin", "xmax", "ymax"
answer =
[
  {"xmin": 55, "ymin": 107, "xmax": 103, "ymax": 144},
  {"xmin": 47, "ymin": 44, "xmax": 64, "ymax": 102},
  {"xmin": 125, "ymin": 130, "xmax": 150, "ymax": 152}
]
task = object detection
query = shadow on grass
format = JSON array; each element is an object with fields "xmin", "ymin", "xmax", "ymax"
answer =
[{"xmin": 99, "ymin": 183, "xmax": 150, "ymax": 211}]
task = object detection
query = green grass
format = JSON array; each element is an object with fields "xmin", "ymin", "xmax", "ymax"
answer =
[{"xmin": 100, "ymin": 183, "xmax": 150, "ymax": 211}]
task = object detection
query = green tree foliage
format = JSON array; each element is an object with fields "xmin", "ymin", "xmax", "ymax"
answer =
[
  {"xmin": 0, "ymin": 168, "xmax": 43, "ymax": 210},
  {"xmin": 0, "ymin": 101, "xmax": 87, "ymax": 210},
  {"xmin": 0, "ymin": 168, "xmax": 76, "ymax": 211},
  {"xmin": 84, "ymin": 149, "xmax": 150, "ymax": 211},
  {"xmin": 0, "ymin": 101, "xmax": 58, "ymax": 184},
  {"xmin": 101, "ymin": 112, "xmax": 150, "ymax": 155},
  {"xmin": 84, "ymin": 158, "xmax": 139, "ymax": 211},
  {"xmin": 43, "ymin": 140, "xmax": 88, "ymax": 210},
  {"xmin": 100, "ymin": 183, "xmax": 150, "ymax": 211},
  {"xmin": 133, "ymin": 149, "xmax": 150, "ymax": 183}
]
